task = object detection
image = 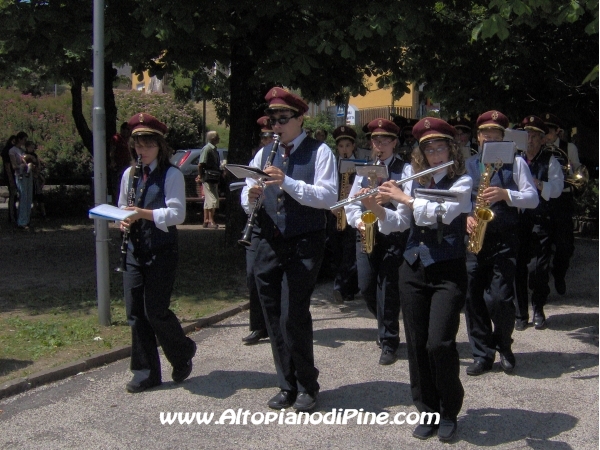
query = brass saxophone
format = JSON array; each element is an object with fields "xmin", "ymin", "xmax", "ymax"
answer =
[
  {"xmin": 467, "ymin": 163, "xmax": 495, "ymax": 254},
  {"xmin": 360, "ymin": 162, "xmax": 381, "ymax": 254},
  {"xmin": 336, "ymin": 171, "xmax": 351, "ymax": 231}
]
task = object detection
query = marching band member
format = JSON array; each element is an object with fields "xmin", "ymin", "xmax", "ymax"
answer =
[
  {"xmin": 464, "ymin": 111, "xmax": 538, "ymax": 376},
  {"xmin": 345, "ymin": 118, "xmax": 409, "ymax": 365},
  {"xmin": 241, "ymin": 87, "xmax": 337, "ymax": 412},
  {"xmin": 361, "ymin": 117, "xmax": 471, "ymax": 441},
  {"xmin": 448, "ymin": 116, "xmax": 478, "ymax": 160},
  {"xmin": 119, "ymin": 113, "xmax": 196, "ymax": 393},
  {"xmin": 514, "ymin": 116, "xmax": 564, "ymax": 330},
  {"xmin": 331, "ymin": 126, "xmax": 360, "ymax": 303},
  {"xmin": 241, "ymin": 116, "xmax": 274, "ymax": 345}
]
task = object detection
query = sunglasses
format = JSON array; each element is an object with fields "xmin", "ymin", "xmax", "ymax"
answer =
[{"xmin": 268, "ymin": 116, "xmax": 296, "ymax": 126}]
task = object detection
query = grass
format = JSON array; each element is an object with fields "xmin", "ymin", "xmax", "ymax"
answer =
[{"xmin": 0, "ymin": 217, "xmax": 248, "ymax": 385}]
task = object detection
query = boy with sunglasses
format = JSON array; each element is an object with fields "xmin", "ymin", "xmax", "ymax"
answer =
[{"xmin": 242, "ymin": 87, "xmax": 337, "ymax": 412}]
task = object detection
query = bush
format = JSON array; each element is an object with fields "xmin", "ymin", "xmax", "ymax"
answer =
[
  {"xmin": 114, "ymin": 91, "xmax": 203, "ymax": 150},
  {"xmin": 574, "ymin": 178, "xmax": 599, "ymax": 218},
  {"xmin": 0, "ymin": 88, "xmax": 205, "ymax": 186}
]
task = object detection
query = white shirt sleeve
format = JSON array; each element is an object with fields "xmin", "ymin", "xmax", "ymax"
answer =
[
  {"xmin": 376, "ymin": 163, "xmax": 413, "ymax": 234},
  {"xmin": 568, "ymin": 142, "xmax": 581, "ymax": 171},
  {"xmin": 344, "ymin": 175, "xmax": 366, "ymax": 229},
  {"xmin": 540, "ymin": 155, "xmax": 564, "ymax": 200},
  {"xmin": 281, "ymin": 143, "xmax": 338, "ymax": 209},
  {"xmin": 506, "ymin": 157, "xmax": 539, "ymax": 209}
]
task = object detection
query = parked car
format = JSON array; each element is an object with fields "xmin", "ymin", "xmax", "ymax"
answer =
[{"xmin": 170, "ymin": 148, "xmax": 228, "ymax": 201}]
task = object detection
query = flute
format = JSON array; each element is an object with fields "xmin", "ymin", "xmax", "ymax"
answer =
[
  {"xmin": 115, "ymin": 155, "xmax": 142, "ymax": 272},
  {"xmin": 329, "ymin": 160, "xmax": 454, "ymax": 210}
]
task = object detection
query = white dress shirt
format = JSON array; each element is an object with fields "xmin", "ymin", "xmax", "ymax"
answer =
[
  {"xmin": 241, "ymin": 130, "xmax": 338, "ymax": 213},
  {"xmin": 119, "ymin": 160, "xmax": 186, "ymax": 232},
  {"xmin": 377, "ymin": 166, "xmax": 473, "ymax": 235}
]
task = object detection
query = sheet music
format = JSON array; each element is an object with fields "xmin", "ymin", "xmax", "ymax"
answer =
[
  {"xmin": 224, "ymin": 164, "xmax": 273, "ymax": 180},
  {"xmin": 481, "ymin": 141, "xmax": 515, "ymax": 165},
  {"xmin": 504, "ymin": 128, "xmax": 528, "ymax": 152},
  {"xmin": 89, "ymin": 204, "xmax": 137, "ymax": 221},
  {"xmin": 339, "ymin": 158, "xmax": 368, "ymax": 174},
  {"xmin": 355, "ymin": 164, "xmax": 388, "ymax": 179},
  {"xmin": 414, "ymin": 188, "xmax": 460, "ymax": 202}
]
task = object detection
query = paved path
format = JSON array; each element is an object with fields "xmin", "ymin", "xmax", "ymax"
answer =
[{"xmin": 1, "ymin": 239, "xmax": 597, "ymax": 449}]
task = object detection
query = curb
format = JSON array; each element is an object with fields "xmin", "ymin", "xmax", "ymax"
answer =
[{"xmin": 0, "ymin": 301, "xmax": 250, "ymax": 400}]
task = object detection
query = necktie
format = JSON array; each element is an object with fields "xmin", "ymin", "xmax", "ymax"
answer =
[
  {"xmin": 283, "ymin": 143, "xmax": 294, "ymax": 158},
  {"xmin": 143, "ymin": 165, "xmax": 150, "ymax": 182}
]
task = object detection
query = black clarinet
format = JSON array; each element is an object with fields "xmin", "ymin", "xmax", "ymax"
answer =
[
  {"xmin": 238, "ymin": 134, "xmax": 281, "ymax": 247},
  {"xmin": 115, "ymin": 156, "xmax": 142, "ymax": 272}
]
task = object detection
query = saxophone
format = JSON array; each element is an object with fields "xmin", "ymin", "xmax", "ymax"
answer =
[
  {"xmin": 360, "ymin": 163, "xmax": 381, "ymax": 254},
  {"xmin": 467, "ymin": 163, "xmax": 495, "ymax": 254},
  {"xmin": 336, "ymin": 171, "xmax": 351, "ymax": 231}
]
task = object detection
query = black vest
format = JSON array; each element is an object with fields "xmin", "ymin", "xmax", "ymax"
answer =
[
  {"xmin": 466, "ymin": 156, "xmax": 519, "ymax": 232},
  {"xmin": 404, "ymin": 176, "xmax": 467, "ymax": 267},
  {"xmin": 259, "ymin": 137, "xmax": 326, "ymax": 239},
  {"xmin": 129, "ymin": 166, "xmax": 178, "ymax": 256}
]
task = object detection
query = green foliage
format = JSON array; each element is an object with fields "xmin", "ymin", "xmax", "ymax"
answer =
[
  {"xmin": 304, "ymin": 111, "xmax": 336, "ymax": 148},
  {"xmin": 0, "ymin": 88, "xmax": 93, "ymax": 183},
  {"xmin": 114, "ymin": 90, "xmax": 203, "ymax": 150}
]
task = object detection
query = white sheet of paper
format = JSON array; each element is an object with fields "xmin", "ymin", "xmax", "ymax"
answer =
[
  {"xmin": 504, "ymin": 128, "xmax": 528, "ymax": 152},
  {"xmin": 481, "ymin": 141, "xmax": 515, "ymax": 165},
  {"xmin": 224, "ymin": 164, "xmax": 273, "ymax": 180}
]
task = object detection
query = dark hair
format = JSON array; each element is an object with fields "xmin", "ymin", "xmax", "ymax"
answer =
[
  {"xmin": 1, "ymin": 135, "xmax": 17, "ymax": 160},
  {"xmin": 15, "ymin": 131, "xmax": 28, "ymax": 141},
  {"xmin": 120, "ymin": 122, "xmax": 129, "ymax": 131},
  {"xmin": 130, "ymin": 134, "xmax": 173, "ymax": 172},
  {"xmin": 411, "ymin": 139, "xmax": 466, "ymax": 186}
]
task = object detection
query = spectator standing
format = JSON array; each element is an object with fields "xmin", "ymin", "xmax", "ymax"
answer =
[
  {"xmin": 8, "ymin": 132, "xmax": 32, "ymax": 230},
  {"xmin": 196, "ymin": 131, "xmax": 221, "ymax": 229},
  {"xmin": 1, "ymin": 135, "xmax": 17, "ymax": 223},
  {"xmin": 24, "ymin": 141, "xmax": 47, "ymax": 218}
]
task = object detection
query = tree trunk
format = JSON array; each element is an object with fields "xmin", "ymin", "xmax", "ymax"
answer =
[
  {"xmin": 224, "ymin": 48, "xmax": 259, "ymax": 249},
  {"xmin": 71, "ymin": 76, "xmax": 93, "ymax": 155}
]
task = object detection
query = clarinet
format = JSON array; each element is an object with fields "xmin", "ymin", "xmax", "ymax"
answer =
[
  {"xmin": 238, "ymin": 134, "xmax": 281, "ymax": 247},
  {"xmin": 115, "ymin": 156, "xmax": 142, "ymax": 272}
]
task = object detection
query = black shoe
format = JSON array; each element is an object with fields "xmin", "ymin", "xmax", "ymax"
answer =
[
  {"xmin": 533, "ymin": 310, "xmax": 546, "ymax": 330},
  {"xmin": 268, "ymin": 390, "xmax": 297, "ymax": 409},
  {"xmin": 126, "ymin": 377, "xmax": 162, "ymax": 393},
  {"xmin": 379, "ymin": 348, "xmax": 399, "ymax": 365},
  {"xmin": 514, "ymin": 319, "xmax": 529, "ymax": 331},
  {"xmin": 413, "ymin": 424, "xmax": 438, "ymax": 440},
  {"xmin": 376, "ymin": 337, "xmax": 381, "ymax": 349},
  {"xmin": 242, "ymin": 329, "xmax": 268, "ymax": 345},
  {"xmin": 293, "ymin": 391, "xmax": 318, "ymax": 412},
  {"xmin": 332, "ymin": 289, "xmax": 344, "ymax": 304},
  {"xmin": 555, "ymin": 278, "xmax": 566, "ymax": 295},
  {"xmin": 438, "ymin": 418, "xmax": 457, "ymax": 442},
  {"xmin": 466, "ymin": 360, "xmax": 492, "ymax": 376},
  {"xmin": 499, "ymin": 350, "xmax": 516, "ymax": 373},
  {"xmin": 172, "ymin": 341, "xmax": 196, "ymax": 383}
]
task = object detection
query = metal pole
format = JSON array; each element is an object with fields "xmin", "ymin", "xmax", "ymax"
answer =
[{"xmin": 93, "ymin": 0, "xmax": 111, "ymax": 326}]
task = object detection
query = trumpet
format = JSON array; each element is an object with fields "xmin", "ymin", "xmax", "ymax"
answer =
[{"xmin": 330, "ymin": 161, "xmax": 455, "ymax": 210}]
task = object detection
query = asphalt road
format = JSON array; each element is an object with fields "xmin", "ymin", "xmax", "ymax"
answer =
[{"xmin": 0, "ymin": 239, "xmax": 597, "ymax": 449}]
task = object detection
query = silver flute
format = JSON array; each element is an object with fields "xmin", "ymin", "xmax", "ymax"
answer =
[{"xmin": 329, "ymin": 160, "xmax": 455, "ymax": 210}]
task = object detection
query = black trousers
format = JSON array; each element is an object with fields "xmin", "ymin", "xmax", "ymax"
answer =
[
  {"xmin": 399, "ymin": 258, "xmax": 466, "ymax": 421},
  {"xmin": 246, "ymin": 241, "xmax": 266, "ymax": 331},
  {"xmin": 355, "ymin": 232, "xmax": 404, "ymax": 352},
  {"xmin": 332, "ymin": 225, "xmax": 359, "ymax": 298},
  {"xmin": 465, "ymin": 232, "xmax": 517, "ymax": 366},
  {"xmin": 253, "ymin": 230, "xmax": 324, "ymax": 395},
  {"xmin": 549, "ymin": 192, "xmax": 575, "ymax": 282},
  {"xmin": 515, "ymin": 214, "xmax": 552, "ymax": 321},
  {"xmin": 123, "ymin": 247, "xmax": 195, "ymax": 381}
]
